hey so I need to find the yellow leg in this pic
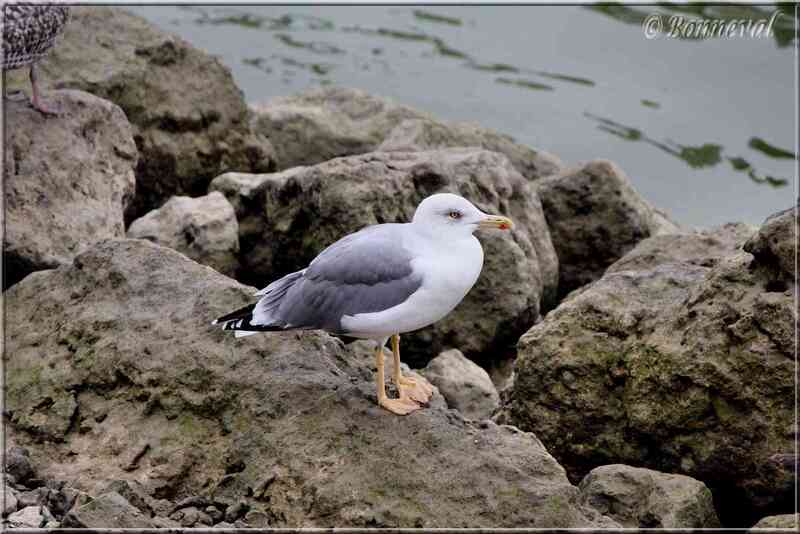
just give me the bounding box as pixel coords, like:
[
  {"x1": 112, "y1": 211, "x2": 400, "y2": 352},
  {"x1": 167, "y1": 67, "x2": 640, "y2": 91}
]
[
  {"x1": 376, "y1": 343, "x2": 421, "y2": 415},
  {"x1": 391, "y1": 334, "x2": 434, "y2": 404}
]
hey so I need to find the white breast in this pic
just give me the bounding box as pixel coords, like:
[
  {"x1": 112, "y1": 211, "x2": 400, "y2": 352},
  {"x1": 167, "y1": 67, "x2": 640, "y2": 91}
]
[{"x1": 340, "y1": 231, "x2": 484, "y2": 339}]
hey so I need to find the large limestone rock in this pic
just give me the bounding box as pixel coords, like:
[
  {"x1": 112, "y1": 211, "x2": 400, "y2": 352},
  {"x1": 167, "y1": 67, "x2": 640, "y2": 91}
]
[
  {"x1": 12, "y1": 7, "x2": 275, "y2": 222},
  {"x1": 743, "y1": 206, "x2": 796, "y2": 283},
  {"x1": 251, "y1": 87, "x2": 561, "y2": 180},
  {"x1": 536, "y1": 160, "x2": 680, "y2": 300},
  {"x1": 210, "y1": 148, "x2": 558, "y2": 366},
  {"x1": 378, "y1": 118, "x2": 562, "y2": 180},
  {"x1": 749, "y1": 514, "x2": 799, "y2": 529},
  {"x1": 64, "y1": 492, "x2": 159, "y2": 528},
  {"x1": 578, "y1": 464, "x2": 720, "y2": 528},
  {"x1": 421, "y1": 349, "x2": 500, "y2": 420},
  {"x1": 500, "y1": 215, "x2": 795, "y2": 526},
  {"x1": 251, "y1": 87, "x2": 426, "y2": 170},
  {"x1": 4, "y1": 239, "x2": 615, "y2": 528},
  {"x1": 3, "y1": 90, "x2": 137, "y2": 288},
  {"x1": 128, "y1": 192, "x2": 239, "y2": 276}
]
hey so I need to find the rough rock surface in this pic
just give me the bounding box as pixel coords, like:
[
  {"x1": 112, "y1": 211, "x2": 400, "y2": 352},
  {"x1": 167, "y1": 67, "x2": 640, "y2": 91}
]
[
  {"x1": 4, "y1": 238, "x2": 617, "y2": 528},
  {"x1": 210, "y1": 148, "x2": 558, "y2": 366},
  {"x1": 379, "y1": 118, "x2": 563, "y2": 181},
  {"x1": 6, "y1": 506, "x2": 46, "y2": 528},
  {"x1": 3, "y1": 90, "x2": 137, "y2": 289},
  {"x1": 64, "y1": 492, "x2": 159, "y2": 528},
  {"x1": 128, "y1": 192, "x2": 239, "y2": 276},
  {"x1": 251, "y1": 87, "x2": 561, "y2": 181},
  {"x1": 500, "y1": 216, "x2": 795, "y2": 526},
  {"x1": 743, "y1": 206, "x2": 796, "y2": 282},
  {"x1": 11, "y1": 6, "x2": 275, "y2": 222},
  {"x1": 251, "y1": 87, "x2": 425, "y2": 170},
  {"x1": 749, "y1": 514, "x2": 799, "y2": 529},
  {"x1": 536, "y1": 160, "x2": 680, "y2": 300},
  {"x1": 421, "y1": 349, "x2": 500, "y2": 420},
  {"x1": 578, "y1": 464, "x2": 720, "y2": 528}
]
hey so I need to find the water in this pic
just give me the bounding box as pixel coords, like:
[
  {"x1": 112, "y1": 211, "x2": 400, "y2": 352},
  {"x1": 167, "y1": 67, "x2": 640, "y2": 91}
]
[{"x1": 129, "y1": 4, "x2": 797, "y2": 227}]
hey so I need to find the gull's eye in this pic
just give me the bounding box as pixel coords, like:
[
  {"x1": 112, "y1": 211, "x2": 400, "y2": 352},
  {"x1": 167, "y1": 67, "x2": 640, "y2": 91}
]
[{"x1": 448, "y1": 210, "x2": 462, "y2": 220}]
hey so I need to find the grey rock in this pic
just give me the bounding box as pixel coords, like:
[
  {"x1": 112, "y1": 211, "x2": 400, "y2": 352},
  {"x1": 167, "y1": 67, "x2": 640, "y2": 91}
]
[
  {"x1": 379, "y1": 117, "x2": 563, "y2": 180},
  {"x1": 501, "y1": 214, "x2": 794, "y2": 524},
  {"x1": 211, "y1": 148, "x2": 558, "y2": 365},
  {"x1": 2, "y1": 483, "x2": 18, "y2": 517},
  {"x1": 14, "y1": 489, "x2": 46, "y2": 509},
  {"x1": 750, "y1": 514, "x2": 799, "y2": 529},
  {"x1": 244, "y1": 509, "x2": 271, "y2": 527},
  {"x1": 578, "y1": 464, "x2": 720, "y2": 528},
  {"x1": 17, "y1": 6, "x2": 275, "y2": 222},
  {"x1": 3, "y1": 89, "x2": 136, "y2": 289},
  {"x1": 224, "y1": 501, "x2": 248, "y2": 523},
  {"x1": 5, "y1": 238, "x2": 615, "y2": 527},
  {"x1": 128, "y1": 192, "x2": 239, "y2": 276},
  {"x1": 178, "y1": 506, "x2": 209, "y2": 527},
  {"x1": 252, "y1": 87, "x2": 561, "y2": 183},
  {"x1": 743, "y1": 206, "x2": 796, "y2": 282},
  {"x1": 64, "y1": 492, "x2": 157, "y2": 528},
  {"x1": 4, "y1": 448, "x2": 34, "y2": 486},
  {"x1": 100, "y1": 480, "x2": 153, "y2": 516},
  {"x1": 250, "y1": 87, "x2": 427, "y2": 170},
  {"x1": 421, "y1": 349, "x2": 500, "y2": 420},
  {"x1": 6, "y1": 506, "x2": 45, "y2": 528},
  {"x1": 606, "y1": 223, "x2": 756, "y2": 275},
  {"x1": 536, "y1": 160, "x2": 680, "y2": 300}
]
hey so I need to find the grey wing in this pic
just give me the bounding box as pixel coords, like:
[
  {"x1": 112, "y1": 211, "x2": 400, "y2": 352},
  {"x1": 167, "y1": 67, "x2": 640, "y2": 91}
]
[{"x1": 252, "y1": 224, "x2": 423, "y2": 333}]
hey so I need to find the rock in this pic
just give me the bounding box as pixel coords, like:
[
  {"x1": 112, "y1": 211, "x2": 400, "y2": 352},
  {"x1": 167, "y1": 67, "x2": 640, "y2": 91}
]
[
  {"x1": 750, "y1": 514, "x2": 799, "y2": 529},
  {"x1": 250, "y1": 87, "x2": 426, "y2": 170},
  {"x1": 211, "y1": 148, "x2": 558, "y2": 365},
  {"x1": 578, "y1": 464, "x2": 720, "y2": 528},
  {"x1": 421, "y1": 349, "x2": 500, "y2": 420},
  {"x1": 252, "y1": 87, "x2": 561, "y2": 182},
  {"x1": 14, "y1": 6, "x2": 274, "y2": 222},
  {"x1": 5, "y1": 239, "x2": 614, "y2": 527},
  {"x1": 2, "y1": 483, "x2": 18, "y2": 517},
  {"x1": 536, "y1": 160, "x2": 680, "y2": 300},
  {"x1": 64, "y1": 492, "x2": 157, "y2": 528},
  {"x1": 606, "y1": 223, "x2": 756, "y2": 275},
  {"x1": 178, "y1": 506, "x2": 212, "y2": 527},
  {"x1": 500, "y1": 215, "x2": 795, "y2": 526},
  {"x1": 743, "y1": 206, "x2": 796, "y2": 282},
  {"x1": 14, "y1": 489, "x2": 46, "y2": 510},
  {"x1": 3, "y1": 90, "x2": 137, "y2": 288},
  {"x1": 100, "y1": 480, "x2": 153, "y2": 516},
  {"x1": 6, "y1": 506, "x2": 46, "y2": 528},
  {"x1": 244, "y1": 509, "x2": 271, "y2": 527},
  {"x1": 128, "y1": 192, "x2": 239, "y2": 276},
  {"x1": 205, "y1": 505, "x2": 224, "y2": 523},
  {"x1": 4, "y1": 448, "x2": 35, "y2": 486},
  {"x1": 379, "y1": 118, "x2": 563, "y2": 180},
  {"x1": 224, "y1": 501, "x2": 248, "y2": 523}
]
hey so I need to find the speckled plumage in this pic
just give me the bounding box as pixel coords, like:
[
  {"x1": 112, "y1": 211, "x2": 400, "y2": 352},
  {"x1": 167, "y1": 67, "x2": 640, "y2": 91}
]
[{"x1": 1, "y1": 4, "x2": 70, "y2": 71}]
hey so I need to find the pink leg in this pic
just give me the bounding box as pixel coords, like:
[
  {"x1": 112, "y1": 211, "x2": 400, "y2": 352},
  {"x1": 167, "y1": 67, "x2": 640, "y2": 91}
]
[{"x1": 29, "y1": 64, "x2": 61, "y2": 116}]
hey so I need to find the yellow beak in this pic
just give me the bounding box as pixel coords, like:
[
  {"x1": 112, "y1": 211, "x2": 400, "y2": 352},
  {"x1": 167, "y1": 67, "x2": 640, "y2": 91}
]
[{"x1": 478, "y1": 214, "x2": 514, "y2": 230}]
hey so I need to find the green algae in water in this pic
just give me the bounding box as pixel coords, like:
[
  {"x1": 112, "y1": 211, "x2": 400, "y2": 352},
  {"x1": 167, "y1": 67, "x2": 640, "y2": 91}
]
[
  {"x1": 496, "y1": 77, "x2": 554, "y2": 92},
  {"x1": 413, "y1": 9, "x2": 463, "y2": 26}
]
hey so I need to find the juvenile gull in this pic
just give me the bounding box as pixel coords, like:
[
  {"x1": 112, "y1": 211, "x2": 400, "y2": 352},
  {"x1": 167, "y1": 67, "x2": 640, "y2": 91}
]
[
  {"x1": 214, "y1": 193, "x2": 513, "y2": 415},
  {"x1": 1, "y1": 5, "x2": 70, "y2": 114}
]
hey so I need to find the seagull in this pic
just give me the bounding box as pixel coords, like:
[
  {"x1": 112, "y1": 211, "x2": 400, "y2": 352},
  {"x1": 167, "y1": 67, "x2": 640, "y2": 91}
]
[
  {"x1": 213, "y1": 193, "x2": 513, "y2": 415},
  {"x1": 1, "y1": 5, "x2": 70, "y2": 115}
]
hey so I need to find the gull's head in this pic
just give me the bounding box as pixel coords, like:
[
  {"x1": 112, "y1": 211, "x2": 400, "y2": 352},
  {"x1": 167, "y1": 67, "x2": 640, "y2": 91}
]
[{"x1": 411, "y1": 193, "x2": 514, "y2": 237}]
